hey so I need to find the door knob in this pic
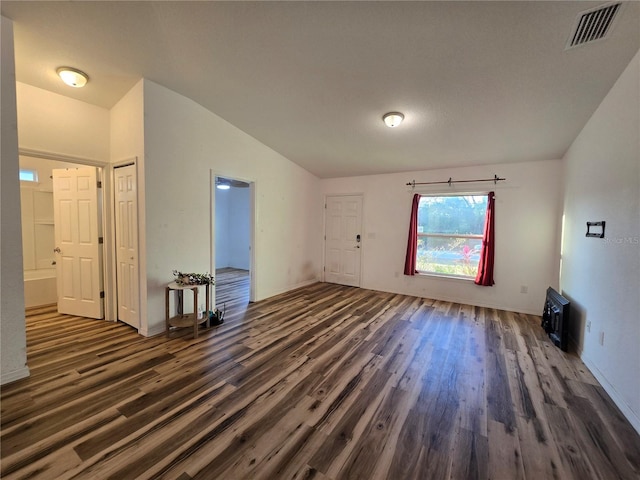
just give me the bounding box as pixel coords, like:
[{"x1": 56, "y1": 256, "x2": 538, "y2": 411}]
[{"x1": 53, "y1": 247, "x2": 61, "y2": 253}]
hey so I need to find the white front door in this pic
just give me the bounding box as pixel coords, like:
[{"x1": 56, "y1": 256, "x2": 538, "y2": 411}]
[
  {"x1": 324, "y1": 195, "x2": 362, "y2": 287},
  {"x1": 114, "y1": 164, "x2": 139, "y2": 328},
  {"x1": 52, "y1": 167, "x2": 104, "y2": 319}
]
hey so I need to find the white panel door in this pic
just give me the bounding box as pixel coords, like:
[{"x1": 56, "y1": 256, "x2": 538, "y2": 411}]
[
  {"x1": 53, "y1": 167, "x2": 103, "y2": 319},
  {"x1": 114, "y1": 164, "x2": 139, "y2": 328},
  {"x1": 324, "y1": 195, "x2": 362, "y2": 287}
]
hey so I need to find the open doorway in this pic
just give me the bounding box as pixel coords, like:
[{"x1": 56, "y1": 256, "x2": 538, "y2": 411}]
[
  {"x1": 214, "y1": 175, "x2": 254, "y2": 316},
  {"x1": 19, "y1": 154, "x2": 108, "y2": 318}
]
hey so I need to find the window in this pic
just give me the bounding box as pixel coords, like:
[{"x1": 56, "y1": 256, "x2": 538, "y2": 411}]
[
  {"x1": 415, "y1": 194, "x2": 488, "y2": 278},
  {"x1": 19, "y1": 169, "x2": 38, "y2": 182}
]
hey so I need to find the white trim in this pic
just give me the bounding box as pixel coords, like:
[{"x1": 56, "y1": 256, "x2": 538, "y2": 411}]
[
  {"x1": 19, "y1": 148, "x2": 107, "y2": 167},
  {"x1": 581, "y1": 355, "x2": 640, "y2": 435},
  {"x1": 260, "y1": 278, "x2": 320, "y2": 301},
  {"x1": 1, "y1": 366, "x2": 30, "y2": 385},
  {"x1": 17, "y1": 148, "x2": 116, "y2": 321},
  {"x1": 141, "y1": 323, "x2": 167, "y2": 338},
  {"x1": 358, "y1": 283, "x2": 542, "y2": 316}
]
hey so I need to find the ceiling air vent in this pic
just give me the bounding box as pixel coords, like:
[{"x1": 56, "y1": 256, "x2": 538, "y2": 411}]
[{"x1": 566, "y1": 2, "x2": 622, "y2": 50}]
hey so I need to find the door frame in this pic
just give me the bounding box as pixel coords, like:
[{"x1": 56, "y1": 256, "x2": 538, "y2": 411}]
[
  {"x1": 210, "y1": 170, "x2": 257, "y2": 307},
  {"x1": 19, "y1": 148, "x2": 117, "y2": 322},
  {"x1": 322, "y1": 193, "x2": 364, "y2": 286}
]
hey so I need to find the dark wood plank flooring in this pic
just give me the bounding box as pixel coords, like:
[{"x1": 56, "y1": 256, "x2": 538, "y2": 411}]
[{"x1": 2, "y1": 274, "x2": 639, "y2": 479}]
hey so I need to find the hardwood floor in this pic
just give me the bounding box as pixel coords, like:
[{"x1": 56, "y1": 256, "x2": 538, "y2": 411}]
[
  {"x1": 2, "y1": 278, "x2": 639, "y2": 479},
  {"x1": 215, "y1": 268, "x2": 250, "y2": 318}
]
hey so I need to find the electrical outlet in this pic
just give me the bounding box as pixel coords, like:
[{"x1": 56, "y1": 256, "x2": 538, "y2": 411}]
[
  {"x1": 586, "y1": 321, "x2": 591, "y2": 333},
  {"x1": 599, "y1": 331, "x2": 605, "y2": 346},
  {"x1": 520, "y1": 285, "x2": 528, "y2": 294}
]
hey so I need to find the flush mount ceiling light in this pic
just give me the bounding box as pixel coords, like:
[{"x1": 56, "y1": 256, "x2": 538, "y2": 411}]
[
  {"x1": 56, "y1": 67, "x2": 89, "y2": 88},
  {"x1": 216, "y1": 176, "x2": 250, "y2": 189},
  {"x1": 383, "y1": 112, "x2": 404, "y2": 128}
]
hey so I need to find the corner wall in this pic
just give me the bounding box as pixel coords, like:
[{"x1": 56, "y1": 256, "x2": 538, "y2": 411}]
[
  {"x1": 142, "y1": 80, "x2": 321, "y2": 335},
  {"x1": 110, "y1": 80, "x2": 146, "y2": 332},
  {"x1": 560, "y1": 50, "x2": 640, "y2": 432},
  {"x1": 320, "y1": 159, "x2": 563, "y2": 315},
  {"x1": 1, "y1": 16, "x2": 29, "y2": 385}
]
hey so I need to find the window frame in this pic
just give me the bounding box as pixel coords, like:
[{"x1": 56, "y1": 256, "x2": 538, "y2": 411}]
[
  {"x1": 19, "y1": 169, "x2": 39, "y2": 183},
  {"x1": 414, "y1": 192, "x2": 488, "y2": 280}
]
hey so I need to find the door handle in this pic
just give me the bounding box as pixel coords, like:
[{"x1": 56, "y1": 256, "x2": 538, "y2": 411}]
[{"x1": 53, "y1": 247, "x2": 61, "y2": 253}]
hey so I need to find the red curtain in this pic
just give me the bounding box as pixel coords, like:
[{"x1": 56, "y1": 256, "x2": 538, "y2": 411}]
[
  {"x1": 475, "y1": 192, "x2": 495, "y2": 286},
  {"x1": 404, "y1": 194, "x2": 421, "y2": 276}
]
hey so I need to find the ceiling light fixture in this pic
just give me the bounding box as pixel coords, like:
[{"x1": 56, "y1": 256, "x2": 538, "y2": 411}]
[
  {"x1": 216, "y1": 178, "x2": 231, "y2": 190},
  {"x1": 383, "y1": 112, "x2": 404, "y2": 128},
  {"x1": 56, "y1": 67, "x2": 89, "y2": 88}
]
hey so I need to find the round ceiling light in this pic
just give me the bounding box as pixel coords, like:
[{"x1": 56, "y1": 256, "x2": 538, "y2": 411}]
[
  {"x1": 56, "y1": 67, "x2": 89, "y2": 88},
  {"x1": 383, "y1": 112, "x2": 404, "y2": 128},
  {"x1": 216, "y1": 178, "x2": 231, "y2": 190}
]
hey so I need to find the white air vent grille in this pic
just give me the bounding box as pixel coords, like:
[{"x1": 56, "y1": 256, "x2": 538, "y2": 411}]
[{"x1": 566, "y1": 3, "x2": 621, "y2": 49}]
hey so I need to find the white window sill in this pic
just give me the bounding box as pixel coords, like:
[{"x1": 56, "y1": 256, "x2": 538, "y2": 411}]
[{"x1": 415, "y1": 272, "x2": 476, "y2": 282}]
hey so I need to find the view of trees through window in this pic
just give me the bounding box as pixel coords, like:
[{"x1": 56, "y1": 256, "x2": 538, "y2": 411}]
[{"x1": 416, "y1": 195, "x2": 487, "y2": 277}]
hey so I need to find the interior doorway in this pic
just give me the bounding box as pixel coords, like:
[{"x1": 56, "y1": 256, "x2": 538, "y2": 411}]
[
  {"x1": 213, "y1": 175, "x2": 255, "y2": 315},
  {"x1": 19, "y1": 153, "x2": 110, "y2": 318},
  {"x1": 19, "y1": 149, "x2": 128, "y2": 321}
]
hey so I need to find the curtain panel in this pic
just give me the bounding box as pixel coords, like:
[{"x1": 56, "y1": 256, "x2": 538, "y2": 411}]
[
  {"x1": 403, "y1": 194, "x2": 421, "y2": 276},
  {"x1": 474, "y1": 191, "x2": 495, "y2": 286}
]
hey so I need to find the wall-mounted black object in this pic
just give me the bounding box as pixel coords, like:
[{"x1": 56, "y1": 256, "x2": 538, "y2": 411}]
[
  {"x1": 586, "y1": 221, "x2": 606, "y2": 238},
  {"x1": 542, "y1": 287, "x2": 570, "y2": 352}
]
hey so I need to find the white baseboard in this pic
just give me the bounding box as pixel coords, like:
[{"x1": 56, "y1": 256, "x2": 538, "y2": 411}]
[
  {"x1": 581, "y1": 355, "x2": 640, "y2": 436},
  {"x1": 258, "y1": 278, "x2": 320, "y2": 302},
  {"x1": 140, "y1": 323, "x2": 167, "y2": 338},
  {"x1": 365, "y1": 284, "x2": 542, "y2": 316},
  {"x1": 1, "y1": 366, "x2": 30, "y2": 386}
]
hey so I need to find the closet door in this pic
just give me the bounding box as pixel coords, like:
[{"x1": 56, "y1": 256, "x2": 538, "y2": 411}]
[{"x1": 114, "y1": 164, "x2": 139, "y2": 329}]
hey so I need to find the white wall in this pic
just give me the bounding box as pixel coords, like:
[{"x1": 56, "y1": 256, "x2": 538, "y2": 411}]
[
  {"x1": 215, "y1": 187, "x2": 231, "y2": 267},
  {"x1": 16, "y1": 82, "x2": 110, "y2": 161},
  {"x1": 561, "y1": 50, "x2": 640, "y2": 433},
  {"x1": 110, "y1": 80, "x2": 146, "y2": 332},
  {"x1": 1, "y1": 16, "x2": 29, "y2": 385},
  {"x1": 321, "y1": 159, "x2": 563, "y2": 314},
  {"x1": 215, "y1": 185, "x2": 250, "y2": 270},
  {"x1": 110, "y1": 80, "x2": 144, "y2": 163},
  {"x1": 142, "y1": 79, "x2": 321, "y2": 335},
  {"x1": 227, "y1": 187, "x2": 251, "y2": 270}
]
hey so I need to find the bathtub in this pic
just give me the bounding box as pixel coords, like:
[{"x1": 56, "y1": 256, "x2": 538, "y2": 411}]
[{"x1": 23, "y1": 268, "x2": 57, "y2": 307}]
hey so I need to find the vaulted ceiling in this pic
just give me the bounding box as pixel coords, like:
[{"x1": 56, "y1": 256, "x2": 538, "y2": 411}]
[{"x1": 2, "y1": 1, "x2": 639, "y2": 178}]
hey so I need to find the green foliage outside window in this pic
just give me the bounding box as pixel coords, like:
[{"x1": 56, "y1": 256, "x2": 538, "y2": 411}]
[{"x1": 416, "y1": 195, "x2": 487, "y2": 277}]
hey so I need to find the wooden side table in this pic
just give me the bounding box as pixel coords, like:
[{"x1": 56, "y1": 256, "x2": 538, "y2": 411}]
[{"x1": 165, "y1": 281, "x2": 210, "y2": 338}]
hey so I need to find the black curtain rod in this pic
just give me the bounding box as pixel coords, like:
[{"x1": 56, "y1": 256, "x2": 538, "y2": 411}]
[{"x1": 406, "y1": 174, "x2": 506, "y2": 188}]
